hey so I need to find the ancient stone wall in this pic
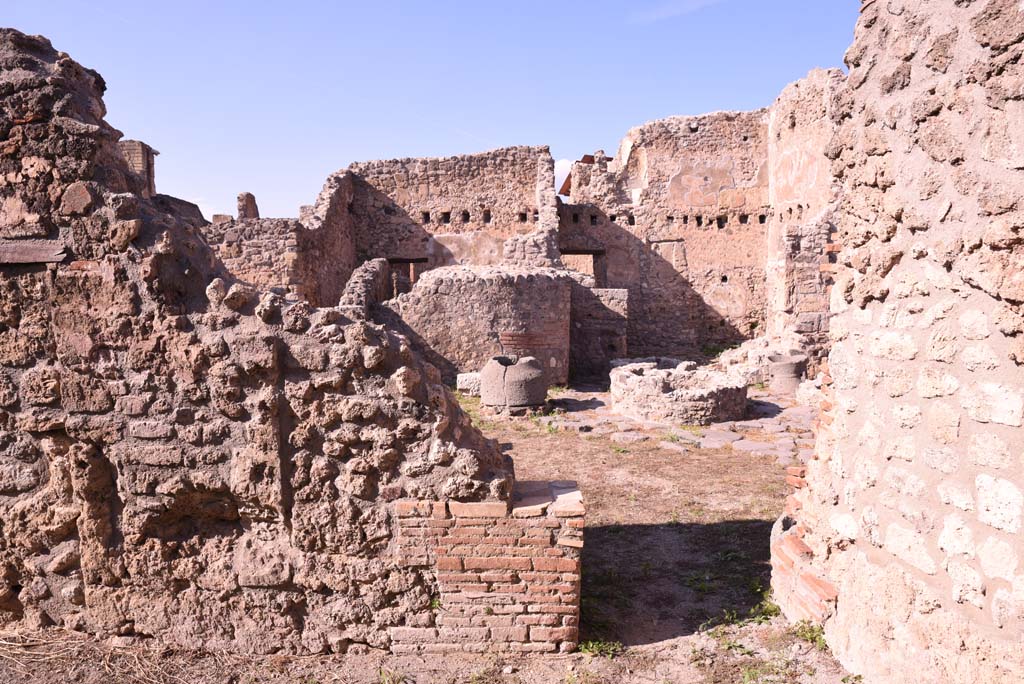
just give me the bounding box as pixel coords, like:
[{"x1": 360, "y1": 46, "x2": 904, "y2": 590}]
[
  {"x1": 0, "y1": 29, "x2": 543, "y2": 656},
  {"x1": 204, "y1": 184, "x2": 358, "y2": 308},
  {"x1": 766, "y1": 69, "x2": 844, "y2": 370},
  {"x1": 202, "y1": 216, "x2": 301, "y2": 294},
  {"x1": 116, "y1": 140, "x2": 157, "y2": 198},
  {"x1": 772, "y1": 2, "x2": 1024, "y2": 682},
  {"x1": 338, "y1": 258, "x2": 393, "y2": 320},
  {"x1": 561, "y1": 111, "x2": 771, "y2": 358},
  {"x1": 568, "y1": 284, "x2": 629, "y2": 380},
  {"x1": 384, "y1": 267, "x2": 572, "y2": 385},
  {"x1": 330, "y1": 147, "x2": 555, "y2": 269}
]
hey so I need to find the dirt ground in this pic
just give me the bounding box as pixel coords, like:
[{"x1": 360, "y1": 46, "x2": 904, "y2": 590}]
[{"x1": 0, "y1": 388, "x2": 852, "y2": 684}]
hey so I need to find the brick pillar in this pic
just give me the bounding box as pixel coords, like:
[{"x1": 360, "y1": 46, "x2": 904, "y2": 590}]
[{"x1": 391, "y1": 480, "x2": 584, "y2": 654}]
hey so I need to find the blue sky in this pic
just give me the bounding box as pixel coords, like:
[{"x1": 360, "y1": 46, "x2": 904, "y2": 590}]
[{"x1": 8, "y1": 1, "x2": 859, "y2": 219}]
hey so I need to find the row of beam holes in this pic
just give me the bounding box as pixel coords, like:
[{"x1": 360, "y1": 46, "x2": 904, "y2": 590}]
[
  {"x1": 420, "y1": 209, "x2": 540, "y2": 224},
  {"x1": 421, "y1": 210, "x2": 495, "y2": 224},
  {"x1": 570, "y1": 213, "x2": 634, "y2": 226},
  {"x1": 570, "y1": 213, "x2": 769, "y2": 227}
]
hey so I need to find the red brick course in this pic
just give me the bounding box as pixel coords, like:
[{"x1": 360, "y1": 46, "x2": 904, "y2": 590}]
[{"x1": 390, "y1": 481, "x2": 584, "y2": 653}]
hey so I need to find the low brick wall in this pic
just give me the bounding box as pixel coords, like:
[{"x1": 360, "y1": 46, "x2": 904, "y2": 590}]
[{"x1": 391, "y1": 481, "x2": 584, "y2": 653}]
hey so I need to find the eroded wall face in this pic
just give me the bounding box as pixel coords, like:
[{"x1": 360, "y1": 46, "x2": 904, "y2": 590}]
[
  {"x1": 562, "y1": 111, "x2": 770, "y2": 357},
  {"x1": 345, "y1": 147, "x2": 554, "y2": 268},
  {"x1": 0, "y1": 29, "x2": 519, "y2": 655},
  {"x1": 773, "y1": 1, "x2": 1024, "y2": 681},
  {"x1": 203, "y1": 217, "x2": 302, "y2": 294},
  {"x1": 384, "y1": 268, "x2": 572, "y2": 385},
  {"x1": 203, "y1": 176, "x2": 358, "y2": 308},
  {"x1": 766, "y1": 69, "x2": 844, "y2": 368}
]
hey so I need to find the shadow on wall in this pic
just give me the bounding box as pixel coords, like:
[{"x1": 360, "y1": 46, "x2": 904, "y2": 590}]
[
  {"x1": 349, "y1": 176, "x2": 473, "y2": 272},
  {"x1": 581, "y1": 520, "x2": 774, "y2": 646},
  {"x1": 559, "y1": 203, "x2": 749, "y2": 362},
  {"x1": 377, "y1": 306, "x2": 462, "y2": 382}
]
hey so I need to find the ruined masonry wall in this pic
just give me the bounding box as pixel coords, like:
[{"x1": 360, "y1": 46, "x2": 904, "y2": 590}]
[
  {"x1": 0, "y1": 29, "x2": 517, "y2": 656},
  {"x1": 772, "y1": 1, "x2": 1024, "y2": 682},
  {"x1": 766, "y1": 69, "x2": 843, "y2": 370},
  {"x1": 343, "y1": 147, "x2": 554, "y2": 268},
  {"x1": 568, "y1": 284, "x2": 629, "y2": 380},
  {"x1": 204, "y1": 185, "x2": 358, "y2": 308},
  {"x1": 562, "y1": 111, "x2": 770, "y2": 357},
  {"x1": 390, "y1": 481, "x2": 584, "y2": 654},
  {"x1": 202, "y1": 218, "x2": 300, "y2": 295},
  {"x1": 385, "y1": 267, "x2": 572, "y2": 385}
]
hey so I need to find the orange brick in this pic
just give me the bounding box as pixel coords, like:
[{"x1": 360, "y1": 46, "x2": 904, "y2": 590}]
[
  {"x1": 784, "y1": 533, "x2": 813, "y2": 556},
  {"x1": 491, "y1": 626, "x2": 529, "y2": 642},
  {"x1": 464, "y1": 557, "x2": 532, "y2": 571},
  {"x1": 799, "y1": 571, "x2": 838, "y2": 602},
  {"x1": 436, "y1": 557, "x2": 463, "y2": 571},
  {"x1": 518, "y1": 536, "x2": 552, "y2": 547},
  {"x1": 515, "y1": 614, "x2": 559, "y2": 626},
  {"x1": 530, "y1": 626, "x2": 576, "y2": 641},
  {"x1": 532, "y1": 558, "x2": 577, "y2": 572},
  {"x1": 449, "y1": 501, "x2": 509, "y2": 518}
]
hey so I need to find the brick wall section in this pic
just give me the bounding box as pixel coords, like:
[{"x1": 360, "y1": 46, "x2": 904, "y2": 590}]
[
  {"x1": 390, "y1": 481, "x2": 584, "y2": 653},
  {"x1": 117, "y1": 139, "x2": 157, "y2": 197}
]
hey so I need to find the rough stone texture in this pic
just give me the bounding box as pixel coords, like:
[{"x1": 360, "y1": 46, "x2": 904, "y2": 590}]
[
  {"x1": 383, "y1": 267, "x2": 572, "y2": 385},
  {"x1": 0, "y1": 29, "x2": 517, "y2": 655},
  {"x1": 328, "y1": 147, "x2": 558, "y2": 270},
  {"x1": 568, "y1": 283, "x2": 629, "y2": 380},
  {"x1": 116, "y1": 140, "x2": 157, "y2": 199},
  {"x1": 609, "y1": 358, "x2": 747, "y2": 425},
  {"x1": 772, "y1": 1, "x2": 1024, "y2": 682},
  {"x1": 766, "y1": 69, "x2": 844, "y2": 371},
  {"x1": 236, "y1": 191, "x2": 259, "y2": 220},
  {"x1": 337, "y1": 258, "x2": 393, "y2": 320},
  {"x1": 456, "y1": 372, "x2": 481, "y2": 397},
  {"x1": 561, "y1": 111, "x2": 771, "y2": 357},
  {"x1": 203, "y1": 198, "x2": 358, "y2": 308}
]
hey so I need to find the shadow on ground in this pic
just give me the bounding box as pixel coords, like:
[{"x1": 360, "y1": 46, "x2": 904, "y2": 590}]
[{"x1": 580, "y1": 519, "x2": 774, "y2": 647}]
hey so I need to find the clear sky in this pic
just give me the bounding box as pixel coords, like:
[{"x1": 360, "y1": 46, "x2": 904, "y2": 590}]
[{"x1": 7, "y1": 1, "x2": 860, "y2": 219}]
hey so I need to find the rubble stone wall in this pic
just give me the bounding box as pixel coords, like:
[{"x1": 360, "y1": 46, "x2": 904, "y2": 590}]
[
  {"x1": 772, "y1": 1, "x2": 1024, "y2": 682},
  {"x1": 204, "y1": 179, "x2": 358, "y2": 308},
  {"x1": 202, "y1": 217, "x2": 301, "y2": 294},
  {"x1": 0, "y1": 29, "x2": 521, "y2": 656},
  {"x1": 384, "y1": 267, "x2": 572, "y2": 385},
  {"x1": 561, "y1": 111, "x2": 771, "y2": 357},
  {"x1": 766, "y1": 69, "x2": 844, "y2": 370},
  {"x1": 335, "y1": 147, "x2": 555, "y2": 269},
  {"x1": 568, "y1": 284, "x2": 629, "y2": 380}
]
